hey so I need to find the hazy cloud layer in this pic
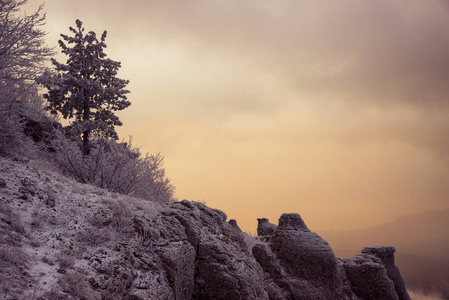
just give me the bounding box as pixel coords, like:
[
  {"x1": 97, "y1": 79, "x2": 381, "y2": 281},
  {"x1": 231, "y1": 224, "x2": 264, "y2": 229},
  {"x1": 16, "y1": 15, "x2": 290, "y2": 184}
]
[{"x1": 36, "y1": 0, "x2": 449, "y2": 231}]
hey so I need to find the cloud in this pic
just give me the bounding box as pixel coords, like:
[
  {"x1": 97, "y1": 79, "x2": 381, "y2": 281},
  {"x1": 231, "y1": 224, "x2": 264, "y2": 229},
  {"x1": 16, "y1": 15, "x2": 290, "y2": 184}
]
[
  {"x1": 42, "y1": 0, "x2": 449, "y2": 109},
  {"x1": 38, "y1": 0, "x2": 449, "y2": 230}
]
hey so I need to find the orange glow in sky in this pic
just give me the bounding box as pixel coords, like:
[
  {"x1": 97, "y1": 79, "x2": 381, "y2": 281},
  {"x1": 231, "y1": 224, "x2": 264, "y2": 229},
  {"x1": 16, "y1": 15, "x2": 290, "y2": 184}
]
[{"x1": 28, "y1": 0, "x2": 449, "y2": 232}]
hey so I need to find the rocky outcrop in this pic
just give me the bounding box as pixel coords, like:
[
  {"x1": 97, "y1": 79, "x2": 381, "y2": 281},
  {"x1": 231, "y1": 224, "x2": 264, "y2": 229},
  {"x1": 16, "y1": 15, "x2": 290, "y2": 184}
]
[
  {"x1": 257, "y1": 217, "x2": 277, "y2": 237},
  {"x1": 228, "y1": 218, "x2": 242, "y2": 231},
  {"x1": 253, "y1": 213, "x2": 411, "y2": 300},
  {"x1": 0, "y1": 157, "x2": 411, "y2": 299},
  {"x1": 361, "y1": 246, "x2": 411, "y2": 300},
  {"x1": 161, "y1": 201, "x2": 267, "y2": 300}
]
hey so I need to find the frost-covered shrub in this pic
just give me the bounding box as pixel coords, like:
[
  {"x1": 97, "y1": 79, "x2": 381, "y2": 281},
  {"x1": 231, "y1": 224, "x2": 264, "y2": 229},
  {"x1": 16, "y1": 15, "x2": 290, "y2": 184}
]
[
  {"x1": 0, "y1": 86, "x2": 31, "y2": 157},
  {"x1": 51, "y1": 130, "x2": 175, "y2": 203},
  {"x1": 0, "y1": 81, "x2": 54, "y2": 157},
  {"x1": 0, "y1": 106, "x2": 23, "y2": 157},
  {"x1": 56, "y1": 252, "x2": 75, "y2": 270},
  {"x1": 0, "y1": 0, "x2": 53, "y2": 157},
  {"x1": 43, "y1": 271, "x2": 90, "y2": 299}
]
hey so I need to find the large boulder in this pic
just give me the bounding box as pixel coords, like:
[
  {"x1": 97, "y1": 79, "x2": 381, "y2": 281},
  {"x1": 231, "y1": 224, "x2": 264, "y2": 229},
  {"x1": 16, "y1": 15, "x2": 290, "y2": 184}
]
[
  {"x1": 271, "y1": 214, "x2": 340, "y2": 285},
  {"x1": 342, "y1": 253, "x2": 399, "y2": 300},
  {"x1": 361, "y1": 246, "x2": 411, "y2": 300},
  {"x1": 255, "y1": 213, "x2": 351, "y2": 299}
]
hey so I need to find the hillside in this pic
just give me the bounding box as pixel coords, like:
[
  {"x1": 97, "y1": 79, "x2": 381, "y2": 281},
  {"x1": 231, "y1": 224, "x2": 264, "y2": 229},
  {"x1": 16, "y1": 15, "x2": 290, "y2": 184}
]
[{"x1": 0, "y1": 156, "x2": 412, "y2": 299}]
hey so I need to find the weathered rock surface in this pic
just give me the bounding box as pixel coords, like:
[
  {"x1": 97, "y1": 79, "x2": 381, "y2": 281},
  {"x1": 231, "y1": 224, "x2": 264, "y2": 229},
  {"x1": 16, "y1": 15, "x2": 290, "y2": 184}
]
[
  {"x1": 254, "y1": 213, "x2": 411, "y2": 300},
  {"x1": 257, "y1": 217, "x2": 277, "y2": 237},
  {"x1": 0, "y1": 157, "x2": 411, "y2": 299},
  {"x1": 228, "y1": 218, "x2": 242, "y2": 231},
  {"x1": 361, "y1": 246, "x2": 411, "y2": 300}
]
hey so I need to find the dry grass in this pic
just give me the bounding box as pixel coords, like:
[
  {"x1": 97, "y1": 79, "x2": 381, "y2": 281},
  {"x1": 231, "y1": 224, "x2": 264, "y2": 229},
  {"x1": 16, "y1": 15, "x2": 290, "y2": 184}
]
[
  {"x1": 0, "y1": 202, "x2": 26, "y2": 236},
  {"x1": 42, "y1": 270, "x2": 91, "y2": 300},
  {"x1": 0, "y1": 245, "x2": 32, "y2": 298},
  {"x1": 109, "y1": 201, "x2": 134, "y2": 235},
  {"x1": 42, "y1": 256, "x2": 55, "y2": 266},
  {"x1": 77, "y1": 226, "x2": 114, "y2": 248},
  {"x1": 30, "y1": 209, "x2": 48, "y2": 228},
  {"x1": 0, "y1": 245, "x2": 29, "y2": 268},
  {"x1": 56, "y1": 252, "x2": 75, "y2": 270},
  {"x1": 243, "y1": 232, "x2": 261, "y2": 255},
  {"x1": 0, "y1": 156, "x2": 168, "y2": 299}
]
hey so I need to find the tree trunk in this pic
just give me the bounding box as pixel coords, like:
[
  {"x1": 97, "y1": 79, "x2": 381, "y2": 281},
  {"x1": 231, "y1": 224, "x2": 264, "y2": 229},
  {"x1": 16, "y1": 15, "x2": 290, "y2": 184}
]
[
  {"x1": 82, "y1": 128, "x2": 90, "y2": 156},
  {"x1": 82, "y1": 89, "x2": 90, "y2": 156}
]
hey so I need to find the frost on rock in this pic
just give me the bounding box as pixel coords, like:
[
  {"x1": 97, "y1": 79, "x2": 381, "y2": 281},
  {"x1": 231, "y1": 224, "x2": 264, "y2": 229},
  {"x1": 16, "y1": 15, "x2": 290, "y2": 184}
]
[
  {"x1": 253, "y1": 213, "x2": 412, "y2": 300},
  {"x1": 0, "y1": 157, "x2": 411, "y2": 300}
]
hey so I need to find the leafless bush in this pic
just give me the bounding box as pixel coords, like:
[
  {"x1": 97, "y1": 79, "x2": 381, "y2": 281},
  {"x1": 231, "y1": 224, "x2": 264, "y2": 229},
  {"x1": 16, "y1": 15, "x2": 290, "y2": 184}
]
[
  {"x1": 0, "y1": 245, "x2": 29, "y2": 269},
  {"x1": 43, "y1": 271, "x2": 91, "y2": 300},
  {"x1": 0, "y1": 0, "x2": 52, "y2": 156},
  {"x1": 0, "y1": 81, "x2": 54, "y2": 158},
  {"x1": 11, "y1": 216, "x2": 26, "y2": 236},
  {"x1": 0, "y1": 202, "x2": 26, "y2": 236},
  {"x1": 243, "y1": 232, "x2": 259, "y2": 254},
  {"x1": 0, "y1": 246, "x2": 31, "y2": 299},
  {"x1": 30, "y1": 209, "x2": 48, "y2": 228},
  {"x1": 88, "y1": 208, "x2": 113, "y2": 229},
  {"x1": 101, "y1": 266, "x2": 134, "y2": 300},
  {"x1": 56, "y1": 252, "x2": 75, "y2": 270},
  {"x1": 0, "y1": 89, "x2": 33, "y2": 157},
  {"x1": 77, "y1": 227, "x2": 113, "y2": 248},
  {"x1": 51, "y1": 131, "x2": 175, "y2": 203},
  {"x1": 108, "y1": 201, "x2": 134, "y2": 235},
  {"x1": 0, "y1": 104, "x2": 24, "y2": 156}
]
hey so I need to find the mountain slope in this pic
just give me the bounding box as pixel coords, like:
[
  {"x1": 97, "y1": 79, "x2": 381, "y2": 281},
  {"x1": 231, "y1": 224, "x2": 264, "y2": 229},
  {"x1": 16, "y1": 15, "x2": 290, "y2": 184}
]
[{"x1": 0, "y1": 156, "x2": 411, "y2": 299}]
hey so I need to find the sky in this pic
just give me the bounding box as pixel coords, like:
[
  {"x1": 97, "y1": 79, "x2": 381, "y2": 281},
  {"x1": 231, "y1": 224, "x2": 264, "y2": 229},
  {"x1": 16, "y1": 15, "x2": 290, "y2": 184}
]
[{"x1": 26, "y1": 0, "x2": 449, "y2": 232}]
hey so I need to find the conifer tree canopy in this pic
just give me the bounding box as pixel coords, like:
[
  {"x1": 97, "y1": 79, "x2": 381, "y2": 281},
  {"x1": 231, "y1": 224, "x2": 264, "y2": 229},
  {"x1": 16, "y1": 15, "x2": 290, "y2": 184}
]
[{"x1": 40, "y1": 19, "x2": 130, "y2": 155}]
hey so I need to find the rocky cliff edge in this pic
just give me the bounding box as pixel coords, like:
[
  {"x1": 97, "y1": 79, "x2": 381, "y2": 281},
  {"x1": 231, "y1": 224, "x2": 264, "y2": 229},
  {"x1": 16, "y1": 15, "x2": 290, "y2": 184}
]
[{"x1": 0, "y1": 157, "x2": 410, "y2": 299}]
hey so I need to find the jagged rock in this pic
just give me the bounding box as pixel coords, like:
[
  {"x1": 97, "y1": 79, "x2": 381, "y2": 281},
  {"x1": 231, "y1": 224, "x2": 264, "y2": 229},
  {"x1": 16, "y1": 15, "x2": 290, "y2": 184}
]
[
  {"x1": 194, "y1": 234, "x2": 268, "y2": 300},
  {"x1": 156, "y1": 242, "x2": 196, "y2": 300},
  {"x1": 0, "y1": 157, "x2": 412, "y2": 300},
  {"x1": 271, "y1": 214, "x2": 338, "y2": 282},
  {"x1": 257, "y1": 218, "x2": 277, "y2": 236},
  {"x1": 253, "y1": 243, "x2": 286, "y2": 280},
  {"x1": 252, "y1": 243, "x2": 290, "y2": 300},
  {"x1": 342, "y1": 254, "x2": 399, "y2": 300},
  {"x1": 253, "y1": 213, "x2": 408, "y2": 300},
  {"x1": 228, "y1": 219, "x2": 242, "y2": 231},
  {"x1": 270, "y1": 213, "x2": 347, "y2": 299},
  {"x1": 136, "y1": 200, "x2": 267, "y2": 300},
  {"x1": 277, "y1": 213, "x2": 310, "y2": 231},
  {"x1": 362, "y1": 246, "x2": 411, "y2": 300}
]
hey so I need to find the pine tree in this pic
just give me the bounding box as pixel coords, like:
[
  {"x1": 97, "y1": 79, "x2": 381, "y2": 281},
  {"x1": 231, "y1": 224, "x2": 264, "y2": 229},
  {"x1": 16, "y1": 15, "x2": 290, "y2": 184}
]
[{"x1": 40, "y1": 19, "x2": 130, "y2": 155}]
